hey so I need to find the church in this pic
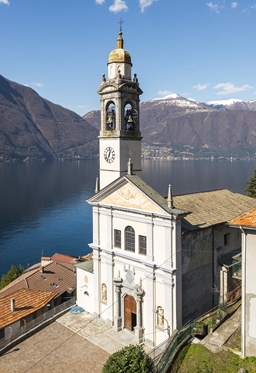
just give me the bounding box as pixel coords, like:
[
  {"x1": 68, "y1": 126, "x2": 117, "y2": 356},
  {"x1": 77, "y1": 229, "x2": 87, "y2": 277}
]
[{"x1": 76, "y1": 29, "x2": 256, "y2": 347}]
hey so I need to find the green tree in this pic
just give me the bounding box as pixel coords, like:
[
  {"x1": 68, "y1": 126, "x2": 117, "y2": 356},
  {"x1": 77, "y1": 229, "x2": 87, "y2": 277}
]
[
  {"x1": 102, "y1": 344, "x2": 156, "y2": 373},
  {"x1": 0, "y1": 264, "x2": 24, "y2": 290},
  {"x1": 245, "y1": 170, "x2": 256, "y2": 198}
]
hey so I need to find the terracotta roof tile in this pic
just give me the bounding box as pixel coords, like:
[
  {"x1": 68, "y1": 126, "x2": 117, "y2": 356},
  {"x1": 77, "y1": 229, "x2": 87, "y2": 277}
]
[
  {"x1": 51, "y1": 253, "x2": 78, "y2": 263},
  {"x1": 228, "y1": 208, "x2": 256, "y2": 227},
  {"x1": 0, "y1": 262, "x2": 76, "y2": 299},
  {"x1": 0, "y1": 288, "x2": 56, "y2": 329},
  {"x1": 25, "y1": 262, "x2": 76, "y2": 297}
]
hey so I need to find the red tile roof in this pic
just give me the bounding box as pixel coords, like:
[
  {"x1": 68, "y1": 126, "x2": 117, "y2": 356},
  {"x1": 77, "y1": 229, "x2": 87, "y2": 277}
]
[
  {"x1": 0, "y1": 288, "x2": 56, "y2": 329},
  {"x1": 228, "y1": 208, "x2": 256, "y2": 228},
  {"x1": 0, "y1": 262, "x2": 76, "y2": 298}
]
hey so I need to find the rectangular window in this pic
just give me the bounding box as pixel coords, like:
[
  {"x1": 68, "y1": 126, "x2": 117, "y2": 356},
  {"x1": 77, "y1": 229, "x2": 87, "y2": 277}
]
[
  {"x1": 114, "y1": 229, "x2": 121, "y2": 248},
  {"x1": 139, "y1": 235, "x2": 147, "y2": 255}
]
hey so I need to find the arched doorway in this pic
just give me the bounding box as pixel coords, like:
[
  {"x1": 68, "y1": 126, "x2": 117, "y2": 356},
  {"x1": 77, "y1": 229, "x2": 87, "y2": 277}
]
[{"x1": 124, "y1": 295, "x2": 136, "y2": 331}]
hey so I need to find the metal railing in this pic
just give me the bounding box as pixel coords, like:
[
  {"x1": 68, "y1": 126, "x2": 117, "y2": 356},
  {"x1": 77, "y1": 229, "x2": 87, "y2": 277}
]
[
  {"x1": 155, "y1": 321, "x2": 194, "y2": 373},
  {"x1": 148, "y1": 338, "x2": 169, "y2": 363},
  {"x1": 0, "y1": 297, "x2": 75, "y2": 350}
]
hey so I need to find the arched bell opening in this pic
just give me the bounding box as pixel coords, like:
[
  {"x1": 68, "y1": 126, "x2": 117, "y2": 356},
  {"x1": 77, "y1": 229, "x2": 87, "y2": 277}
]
[
  {"x1": 124, "y1": 102, "x2": 135, "y2": 132},
  {"x1": 106, "y1": 102, "x2": 116, "y2": 130}
]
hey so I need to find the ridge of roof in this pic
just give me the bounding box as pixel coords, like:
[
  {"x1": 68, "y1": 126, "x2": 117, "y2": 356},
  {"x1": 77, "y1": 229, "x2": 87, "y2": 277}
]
[{"x1": 88, "y1": 173, "x2": 189, "y2": 217}]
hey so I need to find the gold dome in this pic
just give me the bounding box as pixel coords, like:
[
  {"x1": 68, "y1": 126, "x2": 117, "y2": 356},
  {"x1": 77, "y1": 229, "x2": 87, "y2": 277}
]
[{"x1": 108, "y1": 31, "x2": 132, "y2": 65}]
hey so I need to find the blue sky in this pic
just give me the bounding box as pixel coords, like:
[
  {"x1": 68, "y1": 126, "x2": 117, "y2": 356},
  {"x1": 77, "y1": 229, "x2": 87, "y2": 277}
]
[{"x1": 1, "y1": 0, "x2": 256, "y2": 116}]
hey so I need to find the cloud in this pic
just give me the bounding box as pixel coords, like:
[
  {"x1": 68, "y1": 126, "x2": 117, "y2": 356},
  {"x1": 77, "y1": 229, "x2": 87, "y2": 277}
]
[
  {"x1": 206, "y1": 2, "x2": 221, "y2": 13},
  {"x1": 213, "y1": 82, "x2": 253, "y2": 95},
  {"x1": 76, "y1": 105, "x2": 88, "y2": 109},
  {"x1": 231, "y1": 2, "x2": 239, "y2": 9},
  {"x1": 158, "y1": 90, "x2": 173, "y2": 97},
  {"x1": 32, "y1": 82, "x2": 44, "y2": 87},
  {"x1": 251, "y1": 4, "x2": 256, "y2": 9},
  {"x1": 193, "y1": 84, "x2": 209, "y2": 91},
  {"x1": 109, "y1": 0, "x2": 128, "y2": 13},
  {"x1": 139, "y1": 0, "x2": 158, "y2": 13},
  {"x1": 0, "y1": 0, "x2": 10, "y2": 4},
  {"x1": 95, "y1": 0, "x2": 105, "y2": 4}
]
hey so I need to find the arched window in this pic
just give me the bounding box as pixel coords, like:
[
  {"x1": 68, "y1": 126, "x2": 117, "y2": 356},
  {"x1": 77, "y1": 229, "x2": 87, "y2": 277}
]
[{"x1": 125, "y1": 226, "x2": 135, "y2": 252}]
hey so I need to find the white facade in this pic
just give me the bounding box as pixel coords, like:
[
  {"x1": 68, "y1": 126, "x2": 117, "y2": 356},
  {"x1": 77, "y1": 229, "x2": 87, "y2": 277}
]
[{"x1": 86, "y1": 176, "x2": 187, "y2": 346}]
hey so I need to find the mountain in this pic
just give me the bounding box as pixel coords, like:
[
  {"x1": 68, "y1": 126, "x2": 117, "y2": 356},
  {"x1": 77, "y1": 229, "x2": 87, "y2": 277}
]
[
  {"x1": 1, "y1": 73, "x2": 256, "y2": 161},
  {"x1": 84, "y1": 94, "x2": 256, "y2": 159},
  {"x1": 0, "y1": 75, "x2": 98, "y2": 161}
]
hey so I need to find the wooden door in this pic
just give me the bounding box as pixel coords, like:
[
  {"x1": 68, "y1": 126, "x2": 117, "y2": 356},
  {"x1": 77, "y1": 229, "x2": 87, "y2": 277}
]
[{"x1": 124, "y1": 295, "x2": 136, "y2": 331}]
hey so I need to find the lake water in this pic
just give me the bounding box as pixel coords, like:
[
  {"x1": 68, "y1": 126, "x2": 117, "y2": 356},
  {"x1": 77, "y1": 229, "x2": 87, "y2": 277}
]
[{"x1": 0, "y1": 159, "x2": 255, "y2": 276}]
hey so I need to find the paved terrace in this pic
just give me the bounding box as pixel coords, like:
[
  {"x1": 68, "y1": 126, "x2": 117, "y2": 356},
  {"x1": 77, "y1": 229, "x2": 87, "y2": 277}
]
[{"x1": 0, "y1": 311, "x2": 151, "y2": 373}]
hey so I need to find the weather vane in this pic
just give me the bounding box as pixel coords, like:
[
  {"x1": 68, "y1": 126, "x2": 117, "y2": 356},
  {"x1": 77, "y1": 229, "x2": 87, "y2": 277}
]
[{"x1": 118, "y1": 17, "x2": 124, "y2": 32}]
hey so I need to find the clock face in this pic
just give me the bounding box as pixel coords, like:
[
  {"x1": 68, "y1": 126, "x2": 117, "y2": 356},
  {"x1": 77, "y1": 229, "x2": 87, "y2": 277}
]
[{"x1": 104, "y1": 147, "x2": 115, "y2": 163}]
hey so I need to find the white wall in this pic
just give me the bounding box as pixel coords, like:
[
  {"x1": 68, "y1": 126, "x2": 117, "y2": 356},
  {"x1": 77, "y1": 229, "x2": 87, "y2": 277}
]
[
  {"x1": 76, "y1": 267, "x2": 94, "y2": 315},
  {"x1": 242, "y1": 229, "x2": 256, "y2": 357}
]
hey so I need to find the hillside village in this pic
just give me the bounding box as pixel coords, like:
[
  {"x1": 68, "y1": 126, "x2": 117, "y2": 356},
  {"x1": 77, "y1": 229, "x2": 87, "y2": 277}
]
[{"x1": 1, "y1": 30, "x2": 256, "y2": 373}]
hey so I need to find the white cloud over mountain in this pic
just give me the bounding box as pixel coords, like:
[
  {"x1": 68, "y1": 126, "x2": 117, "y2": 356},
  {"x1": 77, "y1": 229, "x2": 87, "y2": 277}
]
[
  {"x1": 193, "y1": 84, "x2": 209, "y2": 91},
  {"x1": 213, "y1": 82, "x2": 253, "y2": 95},
  {"x1": 32, "y1": 82, "x2": 44, "y2": 88},
  {"x1": 158, "y1": 90, "x2": 173, "y2": 97}
]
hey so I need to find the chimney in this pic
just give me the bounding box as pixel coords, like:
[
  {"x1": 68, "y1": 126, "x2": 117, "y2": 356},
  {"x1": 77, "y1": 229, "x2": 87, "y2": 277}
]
[
  {"x1": 95, "y1": 177, "x2": 99, "y2": 193},
  {"x1": 11, "y1": 298, "x2": 15, "y2": 312},
  {"x1": 41, "y1": 257, "x2": 52, "y2": 267},
  {"x1": 40, "y1": 265, "x2": 44, "y2": 273},
  {"x1": 127, "y1": 158, "x2": 133, "y2": 175},
  {"x1": 167, "y1": 184, "x2": 175, "y2": 209}
]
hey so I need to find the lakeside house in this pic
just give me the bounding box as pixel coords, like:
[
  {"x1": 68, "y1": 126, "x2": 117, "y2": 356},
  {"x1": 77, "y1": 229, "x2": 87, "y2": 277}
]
[{"x1": 0, "y1": 253, "x2": 90, "y2": 344}]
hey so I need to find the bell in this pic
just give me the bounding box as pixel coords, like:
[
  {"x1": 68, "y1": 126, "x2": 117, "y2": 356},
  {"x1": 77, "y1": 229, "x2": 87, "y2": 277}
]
[
  {"x1": 127, "y1": 114, "x2": 134, "y2": 124},
  {"x1": 107, "y1": 112, "x2": 113, "y2": 124},
  {"x1": 107, "y1": 110, "x2": 115, "y2": 129}
]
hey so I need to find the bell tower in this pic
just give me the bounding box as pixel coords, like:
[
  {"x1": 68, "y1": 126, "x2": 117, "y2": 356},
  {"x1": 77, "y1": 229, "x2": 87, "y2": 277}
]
[{"x1": 98, "y1": 28, "x2": 143, "y2": 189}]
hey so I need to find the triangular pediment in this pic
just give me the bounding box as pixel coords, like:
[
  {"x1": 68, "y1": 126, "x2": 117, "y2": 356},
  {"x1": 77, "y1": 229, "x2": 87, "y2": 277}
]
[
  {"x1": 100, "y1": 182, "x2": 165, "y2": 214},
  {"x1": 88, "y1": 175, "x2": 188, "y2": 217}
]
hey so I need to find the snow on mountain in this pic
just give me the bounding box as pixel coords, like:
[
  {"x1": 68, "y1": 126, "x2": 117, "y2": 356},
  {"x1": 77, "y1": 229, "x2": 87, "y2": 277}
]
[
  {"x1": 206, "y1": 98, "x2": 256, "y2": 111},
  {"x1": 206, "y1": 98, "x2": 243, "y2": 106},
  {"x1": 148, "y1": 94, "x2": 201, "y2": 109},
  {"x1": 144, "y1": 94, "x2": 256, "y2": 111}
]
